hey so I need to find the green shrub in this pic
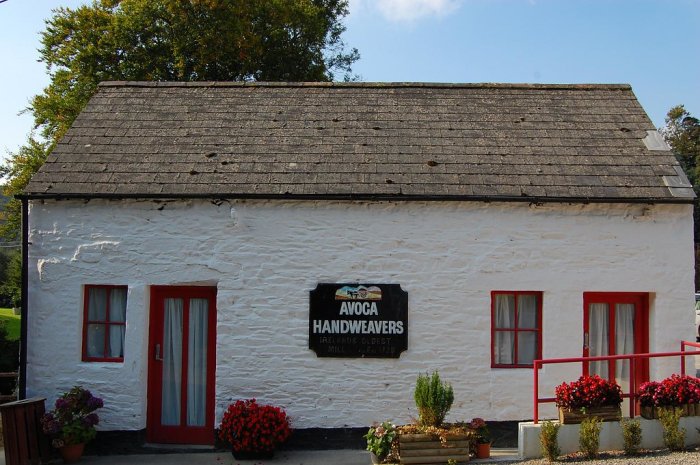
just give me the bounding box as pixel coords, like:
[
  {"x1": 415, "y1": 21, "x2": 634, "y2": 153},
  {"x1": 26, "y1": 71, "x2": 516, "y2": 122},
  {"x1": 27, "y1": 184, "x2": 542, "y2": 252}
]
[
  {"x1": 539, "y1": 421, "x2": 560, "y2": 462},
  {"x1": 578, "y1": 415, "x2": 602, "y2": 459},
  {"x1": 414, "y1": 371, "x2": 454, "y2": 427},
  {"x1": 658, "y1": 407, "x2": 685, "y2": 451},
  {"x1": 620, "y1": 417, "x2": 642, "y2": 455}
]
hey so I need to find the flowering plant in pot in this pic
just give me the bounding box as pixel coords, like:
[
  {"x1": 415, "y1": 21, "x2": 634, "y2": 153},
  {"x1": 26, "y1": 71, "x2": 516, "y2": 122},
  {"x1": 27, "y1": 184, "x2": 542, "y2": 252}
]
[
  {"x1": 40, "y1": 386, "x2": 104, "y2": 463},
  {"x1": 468, "y1": 417, "x2": 491, "y2": 458},
  {"x1": 638, "y1": 374, "x2": 700, "y2": 418},
  {"x1": 218, "y1": 399, "x2": 291, "y2": 459},
  {"x1": 554, "y1": 375, "x2": 622, "y2": 424},
  {"x1": 364, "y1": 421, "x2": 397, "y2": 464}
]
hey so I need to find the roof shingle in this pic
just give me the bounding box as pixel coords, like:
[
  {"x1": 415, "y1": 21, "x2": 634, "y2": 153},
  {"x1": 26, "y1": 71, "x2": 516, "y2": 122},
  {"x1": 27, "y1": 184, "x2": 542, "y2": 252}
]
[{"x1": 23, "y1": 81, "x2": 694, "y2": 203}]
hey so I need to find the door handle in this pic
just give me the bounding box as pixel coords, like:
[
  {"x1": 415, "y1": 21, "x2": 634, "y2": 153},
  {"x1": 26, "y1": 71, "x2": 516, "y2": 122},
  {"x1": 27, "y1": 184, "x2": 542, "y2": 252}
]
[{"x1": 155, "y1": 343, "x2": 163, "y2": 361}]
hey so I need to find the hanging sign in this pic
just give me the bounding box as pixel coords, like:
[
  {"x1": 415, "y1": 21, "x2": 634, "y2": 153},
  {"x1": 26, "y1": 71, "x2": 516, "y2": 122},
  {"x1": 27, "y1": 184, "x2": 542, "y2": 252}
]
[{"x1": 309, "y1": 283, "x2": 408, "y2": 358}]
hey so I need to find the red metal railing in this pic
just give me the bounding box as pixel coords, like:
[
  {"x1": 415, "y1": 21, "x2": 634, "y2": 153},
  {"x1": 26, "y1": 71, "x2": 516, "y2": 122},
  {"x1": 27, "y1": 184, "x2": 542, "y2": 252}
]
[{"x1": 532, "y1": 341, "x2": 700, "y2": 424}]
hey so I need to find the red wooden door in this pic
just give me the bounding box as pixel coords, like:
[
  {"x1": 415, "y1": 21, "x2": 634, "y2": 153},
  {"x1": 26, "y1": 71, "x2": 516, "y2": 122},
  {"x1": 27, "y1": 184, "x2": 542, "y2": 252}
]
[
  {"x1": 583, "y1": 292, "x2": 649, "y2": 395},
  {"x1": 147, "y1": 286, "x2": 216, "y2": 444}
]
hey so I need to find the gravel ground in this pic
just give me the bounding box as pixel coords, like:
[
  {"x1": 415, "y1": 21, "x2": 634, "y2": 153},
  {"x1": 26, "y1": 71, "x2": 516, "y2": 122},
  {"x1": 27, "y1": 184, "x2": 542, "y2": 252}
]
[{"x1": 501, "y1": 448, "x2": 700, "y2": 464}]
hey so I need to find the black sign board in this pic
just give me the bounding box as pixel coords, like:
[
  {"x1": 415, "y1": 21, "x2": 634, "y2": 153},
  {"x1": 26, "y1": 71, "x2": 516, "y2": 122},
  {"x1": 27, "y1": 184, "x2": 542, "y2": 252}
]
[{"x1": 309, "y1": 283, "x2": 408, "y2": 358}]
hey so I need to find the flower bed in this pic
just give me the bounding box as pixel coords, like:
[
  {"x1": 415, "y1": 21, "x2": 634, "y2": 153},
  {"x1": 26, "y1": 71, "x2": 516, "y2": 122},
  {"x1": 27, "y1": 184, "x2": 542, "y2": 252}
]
[
  {"x1": 555, "y1": 375, "x2": 622, "y2": 424},
  {"x1": 638, "y1": 374, "x2": 700, "y2": 419}
]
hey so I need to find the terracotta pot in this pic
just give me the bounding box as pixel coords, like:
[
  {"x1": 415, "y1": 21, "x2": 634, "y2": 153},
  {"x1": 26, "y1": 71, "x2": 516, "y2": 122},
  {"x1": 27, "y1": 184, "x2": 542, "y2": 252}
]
[
  {"x1": 59, "y1": 443, "x2": 85, "y2": 464},
  {"x1": 476, "y1": 442, "x2": 490, "y2": 459}
]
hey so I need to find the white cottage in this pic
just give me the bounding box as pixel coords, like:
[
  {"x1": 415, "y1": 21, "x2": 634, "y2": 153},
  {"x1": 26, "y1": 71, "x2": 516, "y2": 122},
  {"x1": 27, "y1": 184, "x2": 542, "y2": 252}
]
[{"x1": 19, "y1": 82, "x2": 696, "y2": 447}]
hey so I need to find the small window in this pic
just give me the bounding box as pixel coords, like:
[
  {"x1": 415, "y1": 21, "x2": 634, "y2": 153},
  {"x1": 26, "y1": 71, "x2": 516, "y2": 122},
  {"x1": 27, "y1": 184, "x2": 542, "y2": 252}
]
[
  {"x1": 491, "y1": 291, "x2": 542, "y2": 368},
  {"x1": 82, "y1": 285, "x2": 127, "y2": 362}
]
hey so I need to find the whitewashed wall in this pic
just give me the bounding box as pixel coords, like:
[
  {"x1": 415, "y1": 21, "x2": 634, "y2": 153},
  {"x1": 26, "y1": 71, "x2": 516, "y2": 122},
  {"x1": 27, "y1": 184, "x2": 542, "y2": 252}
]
[{"x1": 25, "y1": 199, "x2": 695, "y2": 430}]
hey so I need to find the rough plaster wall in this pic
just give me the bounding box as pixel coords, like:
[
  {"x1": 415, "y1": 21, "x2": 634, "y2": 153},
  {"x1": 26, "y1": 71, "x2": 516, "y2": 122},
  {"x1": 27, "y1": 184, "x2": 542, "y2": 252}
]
[{"x1": 25, "y1": 199, "x2": 695, "y2": 430}]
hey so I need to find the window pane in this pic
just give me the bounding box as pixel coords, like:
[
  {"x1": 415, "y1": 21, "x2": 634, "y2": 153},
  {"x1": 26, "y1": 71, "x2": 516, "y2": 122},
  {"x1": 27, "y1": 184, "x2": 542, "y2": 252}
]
[
  {"x1": 187, "y1": 298, "x2": 208, "y2": 427},
  {"x1": 517, "y1": 331, "x2": 537, "y2": 365},
  {"x1": 109, "y1": 288, "x2": 127, "y2": 323},
  {"x1": 517, "y1": 295, "x2": 538, "y2": 329},
  {"x1": 588, "y1": 303, "x2": 609, "y2": 377},
  {"x1": 494, "y1": 294, "x2": 515, "y2": 329},
  {"x1": 494, "y1": 330, "x2": 514, "y2": 364},
  {"x1": 87, "y1": 324, "x2": 106, "y2": 357},
  {"x1": 88, "y1": 288, "x2": 107, "y2": 321}
]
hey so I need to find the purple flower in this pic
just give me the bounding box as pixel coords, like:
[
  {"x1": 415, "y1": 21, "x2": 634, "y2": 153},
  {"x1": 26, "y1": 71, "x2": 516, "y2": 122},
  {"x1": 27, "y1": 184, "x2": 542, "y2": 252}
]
[
  {"x1": 87, "y1": 396, "x2": 104, "y2": 410},
  {"x1": 84, "y1": 413, "x2": 100, "y2": 427},
  {"x1": 55, "y1": 398, "x2": 70, "y2": 410}
]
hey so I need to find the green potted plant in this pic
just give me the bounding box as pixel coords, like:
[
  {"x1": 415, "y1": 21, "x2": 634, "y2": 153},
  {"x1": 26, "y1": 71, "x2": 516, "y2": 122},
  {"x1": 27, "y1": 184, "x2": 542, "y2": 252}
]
[
  {"x1": 364, "y1": 421, "x2": 397, "y2": 464},
  {"x1": 218, "y1": 398, "x2": 292, "y2": 460},
  {"x1": 40, "y1": 386, "x2": 104, "y2": 464}
]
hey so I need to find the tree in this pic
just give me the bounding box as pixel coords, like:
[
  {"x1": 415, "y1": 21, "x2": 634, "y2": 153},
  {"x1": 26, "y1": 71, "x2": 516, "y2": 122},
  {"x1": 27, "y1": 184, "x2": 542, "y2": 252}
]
[{"x1": 662, "y1": 105, "x2": 700, "y2": 189}]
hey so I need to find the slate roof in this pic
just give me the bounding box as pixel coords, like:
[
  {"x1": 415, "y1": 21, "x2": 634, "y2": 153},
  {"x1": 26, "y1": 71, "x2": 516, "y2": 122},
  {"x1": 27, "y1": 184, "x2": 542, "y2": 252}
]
[{"x1": 23, "y1": 81, "x2": 694, "y2": 202}]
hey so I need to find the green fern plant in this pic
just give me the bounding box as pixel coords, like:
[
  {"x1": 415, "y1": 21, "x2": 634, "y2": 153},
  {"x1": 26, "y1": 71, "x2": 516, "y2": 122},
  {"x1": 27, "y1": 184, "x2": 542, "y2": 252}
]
[{"x1": 414, "y1": 371, "x2": 454, "y2": 427}]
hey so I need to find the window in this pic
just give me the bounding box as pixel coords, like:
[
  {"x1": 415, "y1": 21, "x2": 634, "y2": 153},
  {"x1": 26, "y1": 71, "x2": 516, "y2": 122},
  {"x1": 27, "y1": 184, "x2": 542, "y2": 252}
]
[
  {"x1": 491, "y1": 291, "x2": 542, "y2": 368},
  {"x1": 82, "y1": 285, "x2": 127, "y2": 362}
]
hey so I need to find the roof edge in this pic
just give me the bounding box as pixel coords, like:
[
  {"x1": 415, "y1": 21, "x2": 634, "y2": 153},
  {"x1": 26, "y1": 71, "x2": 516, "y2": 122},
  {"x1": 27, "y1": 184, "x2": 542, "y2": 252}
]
[
  {"x1": 17, "y1": 192, "x2": 693, "y2": 205},
  {"x1": 97, "y1": 81, "x2": 633, "y2": 91}
]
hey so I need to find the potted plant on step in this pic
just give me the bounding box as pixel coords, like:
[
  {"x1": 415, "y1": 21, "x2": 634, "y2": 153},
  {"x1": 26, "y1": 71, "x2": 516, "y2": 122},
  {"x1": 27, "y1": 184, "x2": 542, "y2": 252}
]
[
  {"x1": 218, "y1": 398, "x2": 292, "y2": 460},
  {"x1": 555, "y1": 375, "x2": 622, "y2": 424},
  {"x1": 40, "y1": 386, "x2": 104, "y2": 464},
  {"x1": 468, "y1": 417, "x2": 491, "y2": 458},
  {"x1": 364, "y1": 421, "x2": 397, "y2": 464}
]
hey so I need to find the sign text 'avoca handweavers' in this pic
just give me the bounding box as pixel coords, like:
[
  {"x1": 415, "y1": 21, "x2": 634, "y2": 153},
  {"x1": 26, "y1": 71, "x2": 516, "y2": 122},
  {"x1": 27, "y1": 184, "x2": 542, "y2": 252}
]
[{"x1": 309, "y1": 283, "x2": 408, "y2": 358}]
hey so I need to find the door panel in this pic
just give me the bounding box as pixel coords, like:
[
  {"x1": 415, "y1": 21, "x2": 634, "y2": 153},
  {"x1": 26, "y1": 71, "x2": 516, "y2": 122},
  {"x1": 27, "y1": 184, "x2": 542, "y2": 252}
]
[{"x1": 147, "y1": 286, "x2": 216, "y2": 444}]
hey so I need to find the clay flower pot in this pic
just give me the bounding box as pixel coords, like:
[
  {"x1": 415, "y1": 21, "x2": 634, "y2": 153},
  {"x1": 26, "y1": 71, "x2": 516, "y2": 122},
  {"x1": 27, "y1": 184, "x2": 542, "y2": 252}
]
[{"x1": 59, "y1": 443, "x2": 85, "y2": 464}]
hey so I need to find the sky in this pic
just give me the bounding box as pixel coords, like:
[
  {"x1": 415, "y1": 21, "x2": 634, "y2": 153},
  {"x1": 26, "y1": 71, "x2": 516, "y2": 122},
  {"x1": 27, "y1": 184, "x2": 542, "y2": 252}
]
[{"x1": 0, "y1": 0, "x2": 698, "y2": 163}]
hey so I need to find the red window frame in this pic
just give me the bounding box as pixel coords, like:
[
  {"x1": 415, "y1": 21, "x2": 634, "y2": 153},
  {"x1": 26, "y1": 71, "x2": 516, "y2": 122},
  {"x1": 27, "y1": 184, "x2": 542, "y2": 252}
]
[
  {"x1": 491, "y1": 290, "x2": 543, "y2": 368},
  {"x1": 82, "y1": 284, "x2": 128, "y2": 362}
]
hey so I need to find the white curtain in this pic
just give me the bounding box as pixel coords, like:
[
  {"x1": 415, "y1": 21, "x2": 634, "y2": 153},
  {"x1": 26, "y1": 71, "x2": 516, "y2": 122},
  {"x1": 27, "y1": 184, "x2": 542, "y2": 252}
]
[
  {"x1": 494, "y1": 294, "x2": 515, "y2": 364},
  {"x1": 517, "y1": 294, "x2": 538, "y2": 365},
  {"x1": 161, "y1": 298, "x2": 183, "y2": 426},
  {"x1": 187, "y1": 298, "x2": 208, "y2": 427},
  {"x1": 589, "y1": 303, "x2": 609, "y2": 377},
  {"x1": 87, "y1": 288, "x2": 107, "y2": 357},
  {"x1": 109, "y1": 288, "x2": 127, "y2": 358},
  {"x1": 615, "y1": 304, "x2": 635, "y2": 392}
]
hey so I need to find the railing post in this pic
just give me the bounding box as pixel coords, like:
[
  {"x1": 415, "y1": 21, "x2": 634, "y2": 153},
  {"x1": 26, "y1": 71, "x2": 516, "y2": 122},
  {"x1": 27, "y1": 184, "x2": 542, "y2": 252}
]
[
  {"x1": 680, "y1": 341, "x2": 686, "y2": 376},
  {"x1": 629, "y1": 354, "x2": 635, "y2": 418},
  {"x1": 534, "y1": 361, "x2": 539, "y2": 424}
]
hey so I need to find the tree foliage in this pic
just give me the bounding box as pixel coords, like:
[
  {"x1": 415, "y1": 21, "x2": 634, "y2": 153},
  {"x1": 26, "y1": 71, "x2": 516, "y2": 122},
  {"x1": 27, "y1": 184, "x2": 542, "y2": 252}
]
[{"x1": 662, "y1": 105, "x2": 700, "y2": 190}]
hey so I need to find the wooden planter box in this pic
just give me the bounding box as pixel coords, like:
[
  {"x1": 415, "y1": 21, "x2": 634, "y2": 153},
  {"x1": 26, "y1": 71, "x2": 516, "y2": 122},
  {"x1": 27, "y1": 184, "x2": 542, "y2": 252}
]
[
  {"x1": 558, "y1": 404, "x2": 621, "y2": 424},
  {"x1": 640, "y1": 403, "x2": 700, "y2": 419},
  {"x1": 398, "y1": 433, "x2": 471, "y2": 464}
]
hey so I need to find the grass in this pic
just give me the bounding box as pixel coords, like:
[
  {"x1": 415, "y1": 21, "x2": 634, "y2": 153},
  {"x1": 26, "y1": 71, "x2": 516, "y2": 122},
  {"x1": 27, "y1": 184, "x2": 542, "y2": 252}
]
[{"x1": 0, "y1": 308, "x2": 20, "y2": 341}]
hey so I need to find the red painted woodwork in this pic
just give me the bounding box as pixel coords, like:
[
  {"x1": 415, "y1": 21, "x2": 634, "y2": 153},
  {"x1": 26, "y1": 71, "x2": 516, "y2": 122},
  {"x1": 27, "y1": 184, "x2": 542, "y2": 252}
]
[
  {"x1": 582, "y1": 292, "x2": 649, "y2": 392},
  {"x1": 490, "y1": 290, "x2": 543, "y2": 368},
  {"x1": 146, "y1": 286, "x2": 217, "y2": 445},
  {"x1": 82, "y1": 285, "x2": 127, "y2": 362}
]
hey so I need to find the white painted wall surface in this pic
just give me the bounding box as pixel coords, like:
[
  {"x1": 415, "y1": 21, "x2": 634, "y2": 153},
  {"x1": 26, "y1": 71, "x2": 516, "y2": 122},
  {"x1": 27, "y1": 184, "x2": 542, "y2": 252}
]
[{"x1": 25, "y1": 199, "x2": 695, "y2": 431}]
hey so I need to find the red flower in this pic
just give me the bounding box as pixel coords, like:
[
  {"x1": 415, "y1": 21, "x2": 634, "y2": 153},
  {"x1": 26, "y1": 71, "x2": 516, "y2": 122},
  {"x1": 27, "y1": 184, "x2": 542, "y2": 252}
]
[
  {"x1": 218, "y1": 399, "x2": 291, "y2": 453},
  {"x1": 555, "y1": 375, "x2": 622, "y2": 410}
]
